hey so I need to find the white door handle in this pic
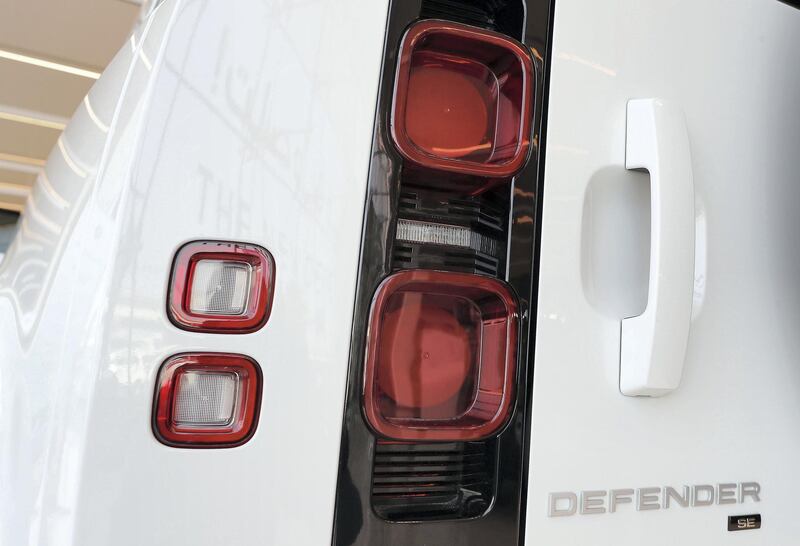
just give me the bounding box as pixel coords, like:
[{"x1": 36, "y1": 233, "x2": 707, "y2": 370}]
[{"x1": 621, "y1": 99, "x2": 695, "y2": 397}]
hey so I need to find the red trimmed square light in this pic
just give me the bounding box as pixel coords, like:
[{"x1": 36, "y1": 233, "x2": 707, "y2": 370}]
[
  {"x1": 168, "y1": 241, "x2": 275, "y2": 333},
  {"x1": 363, "y1": 270, "x2": 518, "y2": 441},
  {"x1": 391, "y1": 20, "x2": 534, "y2": 178},
  {"x1": 153, "y1": 353, "x2": 262, "y2": 448}
]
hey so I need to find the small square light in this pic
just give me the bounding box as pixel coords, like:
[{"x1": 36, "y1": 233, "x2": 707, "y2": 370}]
[
  {"x1": 173, "y1": 371, "x2": 239, "y2": 426},
  {"x1": 363, "y1": 270, "x2": 519, "y2": 442},
  {"x1": 153, "y1": 353, "x2": 262, "y2": 448},
  {"x1": 168, "y1": 241, "x2": 275, "y2": 333},
  {"x1": 390, "y1": 20, "x2": 535, "y2": 180},
  {"x1": 189, "y1": 260, "x2": 252, "y2": 316}
]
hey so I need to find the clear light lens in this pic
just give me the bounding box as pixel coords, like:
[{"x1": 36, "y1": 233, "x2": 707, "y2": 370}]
[
  {"x1": 189, "y1": 260, "x2": 251, "y2": 315},
  {"x1": 173, "y1": 371, "x2": 239, "y2": 427},
  {"x1": 396, "y1": 218, "x2": 499, "y2": 256}
]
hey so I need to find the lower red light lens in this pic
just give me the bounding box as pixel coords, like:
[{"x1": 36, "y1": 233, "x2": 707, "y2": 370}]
[
  {"x1": 378, "y1": 292, "x2": 477, "y2": 410},
  {"x1": 153, "y1": 353, "x2": 262, "y2": 448},
  {"x1": 364, "y1": 270, "x2": 518, "y2": 441}
]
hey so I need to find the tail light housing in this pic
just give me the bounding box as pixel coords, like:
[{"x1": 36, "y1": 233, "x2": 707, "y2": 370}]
[
  {"x1": 153, "y1": 353, "x2": 262, "y2": 448},
  {"x1": 363, "y1": 270, "x2": 518, "y2": 441},
  {"x1": 168, "y1": 240, "x2": 275, "y2": 333},
  {"x1": 390, "y1": 20, "x2": 534, "y2": 179},
  {"x1": 333, "y1": 0, "x2": 547, "y2": 536}
]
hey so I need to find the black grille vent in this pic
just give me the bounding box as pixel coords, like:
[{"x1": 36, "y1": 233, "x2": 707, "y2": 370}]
[
  {"x1": 393, "y1": 243, "x2": 501, "y2": 277},
  {"x1": 397, "y1": 189, "x2": 507, "y2": 234},
  {"x1": 372, "y1": 440, "x2": 496, "y2": 521},
  {"x1": 420, "y1": 0, "x2": 524, "y2": 40}
]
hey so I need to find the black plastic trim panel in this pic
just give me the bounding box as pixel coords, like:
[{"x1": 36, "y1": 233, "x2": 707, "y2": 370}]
[{"x1": 331, "y1": 0, "x2": 553, "y2": 543}]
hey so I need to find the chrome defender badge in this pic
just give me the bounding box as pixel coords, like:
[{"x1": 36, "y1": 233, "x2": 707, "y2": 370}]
[{"x1": 548, "y1": 482, "x2": 761, "y2": 517}]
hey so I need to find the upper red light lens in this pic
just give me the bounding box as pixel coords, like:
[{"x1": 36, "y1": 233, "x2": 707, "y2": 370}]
[
  {"x1": 363, "y1": 270, "x2": 519, "y2": 441},
  {"x1": 405, "y1": 51, "x2": 498, "y2": 163},
  {"x1": 391, "y1": 20, "x2": 534, "y2": 179},
  {"x1": 168, "y1": 241, "x2": 275, "y2": 333}
]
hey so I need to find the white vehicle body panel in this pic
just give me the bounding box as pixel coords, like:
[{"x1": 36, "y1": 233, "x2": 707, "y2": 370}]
[
  {"x1": 0, "y1": 1, "x2": 388, "y2": 544},
  {"x1": 527, "y1": 0, "x2": 800, "y2": 544},
  {"x1": 2, "y1": 0, "x2": 799, "y2": 544}
]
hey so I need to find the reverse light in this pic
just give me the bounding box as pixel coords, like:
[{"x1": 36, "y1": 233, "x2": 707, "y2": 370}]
[
  {"x1": 396, "y1": 218, "x2": 500, "y2": 256},
  {"x1": 189, "y1": 260, "x2": 251, "y2": 315},
  {"x1": 363, "y1": 270, "x2": 518, "y2": 441},
  {"x1": 153, "y1": 353, "x2": 262, "y2": 448},
  {"x1": 390, "y1": 20, "x2": 534, "y2": 179},
  {"x1": 168, "y1": 241, "x2": 275, "y2": 333}
]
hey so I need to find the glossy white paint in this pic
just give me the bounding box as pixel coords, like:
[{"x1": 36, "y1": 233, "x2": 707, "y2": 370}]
[
  {"x1": 621, "y1": 99, "x2": 695, "y2": 397},
  {"x1": 528, "y1": 0, "x2": 800, "y2": 544},
  {"x1": 0, "y1": 0, "x2": 389, "y2": 544},
  {"x1": 3, "y1": 0, "x2": 800, "y2": 543}
]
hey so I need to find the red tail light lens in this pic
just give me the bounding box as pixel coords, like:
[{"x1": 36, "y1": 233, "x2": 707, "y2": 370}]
[
  {"x1": 391, "y1": 20, "x2": 534, "y2": 178},
  {"x1": 153, "y1": 353, "x2": 262, "y2": 448},
  {"x1": 168, "y1": 241, "x2": 275, "y2": 333},
  {"x1": 363, "y1": 270, "x2": 518, "y2": 441}
]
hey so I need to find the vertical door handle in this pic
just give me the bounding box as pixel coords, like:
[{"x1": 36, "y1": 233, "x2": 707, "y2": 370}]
[{"x1": 621, "y1": 99, "x2": 695, "y2": 397}]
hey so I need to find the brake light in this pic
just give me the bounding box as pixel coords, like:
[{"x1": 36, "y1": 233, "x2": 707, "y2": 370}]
[
  {"x1": 390, "y1": 20, "x2": 534, "y2": 178},
  {"x1": 153, "y1": 353, "x2": 262, "y2": 448},
  {"x1": 168, "y1": 241, "x2": 275, "y2": 333},
  {"x1": 363, "y1": 270, "x2": 518, "y2": 441}
]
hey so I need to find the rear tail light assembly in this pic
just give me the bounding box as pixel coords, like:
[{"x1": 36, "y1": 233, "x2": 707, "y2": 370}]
[
  {"x1": 153, "y1": 353, "x2": 262, "y2": 448},
  {"x1": 369, "y1": 16, "x2": 528, "y2": 443},
  {"x1": 333, "y1": 0, "x2": 552, "y2": 544}
]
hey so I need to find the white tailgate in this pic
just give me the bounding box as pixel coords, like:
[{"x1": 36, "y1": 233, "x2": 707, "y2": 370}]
[{"x1": 526, "y1": 0, "x2": 800, "y2": 544}]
